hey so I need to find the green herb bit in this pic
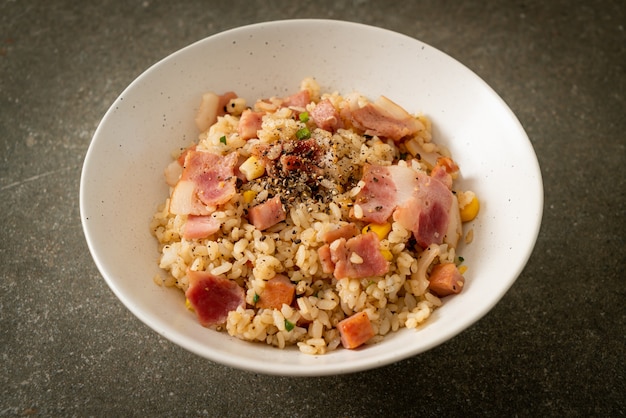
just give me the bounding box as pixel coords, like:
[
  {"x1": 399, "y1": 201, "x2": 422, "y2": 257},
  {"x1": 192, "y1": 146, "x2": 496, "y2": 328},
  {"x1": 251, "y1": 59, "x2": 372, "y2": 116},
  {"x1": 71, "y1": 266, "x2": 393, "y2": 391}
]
[
  {"x1": 299, "y1": 111, "x2": 309, "y2": 123},
  {"x1": 458, "y1": 256, "x2": 465, "y2": 263},
  {"x1": 295, "y1": 127, "x2": 311, "y2": 140},
  {"x1": 219, "y1": 135, "x2": 227, "y2": 145},
  {"x1": 253, "y1": 293, "x2": 260, "y2": 304},
  {"x1": 284, "y1": 319, "x2": 295, "y2": 331}
]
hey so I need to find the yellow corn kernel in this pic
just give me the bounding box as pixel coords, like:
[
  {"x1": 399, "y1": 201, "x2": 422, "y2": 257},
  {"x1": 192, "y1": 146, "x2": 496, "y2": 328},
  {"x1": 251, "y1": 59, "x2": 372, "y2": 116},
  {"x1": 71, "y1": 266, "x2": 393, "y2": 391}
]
[
  {"x1": 362, "y1": 222, "x2": 392, "y2": 240},
  {"x1": 242, "y1": 190, "x2": 257, "y2": 204},
  {"x1": 239, "y1": 156, "x2": 265, "y2": 181},
  {"x1": 460, "y1": 195, "x2": 480, "y2": 222},
  {"x1": 185, "y1": 298, "x2": 194, "y2": 312},
  {"x1": 458, "y1": 265, "x2": 468, "y2": 275},
  {"x1": 380, "y1": 249, "x2": 393, "y2": 261}
]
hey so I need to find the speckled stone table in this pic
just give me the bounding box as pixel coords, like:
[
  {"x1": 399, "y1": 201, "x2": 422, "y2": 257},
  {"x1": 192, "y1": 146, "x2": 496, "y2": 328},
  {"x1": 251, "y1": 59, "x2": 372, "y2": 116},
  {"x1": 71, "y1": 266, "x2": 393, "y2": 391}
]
[{"x1": 1, "y1": 1, "x2": 624, "y2": 416}]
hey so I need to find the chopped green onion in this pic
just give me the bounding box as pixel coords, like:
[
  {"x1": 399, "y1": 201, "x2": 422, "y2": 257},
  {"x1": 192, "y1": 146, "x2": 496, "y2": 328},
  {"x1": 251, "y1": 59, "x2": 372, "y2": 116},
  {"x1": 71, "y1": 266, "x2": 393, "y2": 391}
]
[
  {"x1": 295, "y1": 127, "x2": 310, "y2": 140},
  {"x1": 284, "y1": 319, "x2": 295, "y2": 331},
  {"x1": 253, "y1": 293, "x2": 260, "y2": 304},
  {"x1": 219, "y1": 135, "x2": 227, "y2": 145},
  {"x1": 458, "y1": 256, "x2": 465, "y2": 263},
  {"x1": 299, "y1": 111, "x2": 309, "y2": 123}
]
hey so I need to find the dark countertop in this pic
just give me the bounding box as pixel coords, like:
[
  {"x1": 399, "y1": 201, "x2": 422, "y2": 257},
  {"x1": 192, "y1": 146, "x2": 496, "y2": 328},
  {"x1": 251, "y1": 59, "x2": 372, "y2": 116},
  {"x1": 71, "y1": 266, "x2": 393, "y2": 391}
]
[{"x1": 1, "y1": 1, "x2": 624, "y2": 416}]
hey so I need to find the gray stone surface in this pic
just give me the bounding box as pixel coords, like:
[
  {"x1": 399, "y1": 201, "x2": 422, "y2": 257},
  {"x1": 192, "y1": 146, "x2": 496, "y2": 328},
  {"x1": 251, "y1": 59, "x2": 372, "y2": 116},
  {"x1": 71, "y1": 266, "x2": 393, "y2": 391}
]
[{"x1": 1, "y1": 0, "x2": 624, "y2": 416}]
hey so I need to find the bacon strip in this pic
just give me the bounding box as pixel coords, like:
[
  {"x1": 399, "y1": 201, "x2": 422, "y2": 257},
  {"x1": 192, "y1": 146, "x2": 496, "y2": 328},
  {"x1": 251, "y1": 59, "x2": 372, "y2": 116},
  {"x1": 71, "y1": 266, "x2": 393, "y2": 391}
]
[
  {"x1": 281, "y1": 89, "x2": 310, "y2": 109},
  {"x1": 348, "y1": 96, "x2": 421, "y2": 141},
  {"x1": 238, "y1": 109, "x2": 264, "y2": 140},
  {"x1": 352, "y1": 163, "x2": 458, "y2": 249},
  {"x1": 183, "y1": 215, "x2": 221, "y2": 240},
  {"x1": 322, "y1": 224, "x2": 360, "y2": 244},
  {"x1": 352, "y1": 164, "x2": 397, "y2": 224},
  {"x1": 393, "y1": 171, "x2": 453, "y2": 248},
  {"x1": 329, "y1": 232, "x2": 389, "y2": 279},
  {"x1": 169, "y1": 150, "x2": 238, "y2": 215},
  {"x1": 311, "y1": 99, "x2": 343, "y2": 132}
]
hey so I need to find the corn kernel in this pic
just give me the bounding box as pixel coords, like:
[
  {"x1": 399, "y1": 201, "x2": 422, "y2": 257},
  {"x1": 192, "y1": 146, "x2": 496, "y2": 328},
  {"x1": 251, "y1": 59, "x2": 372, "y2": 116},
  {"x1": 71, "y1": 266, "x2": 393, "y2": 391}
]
[
  {"x1": 460, "y1": 195, "x2": 480, "y2": 222},
  {"x1": 185, "y1": 298, "x2": 194, "y2": 312},
  {"x1": 380, "y1": 249, "x2": 393, "y2": 261},
  {"x1": 243, "y1": 190, "x2": 257, "y2": 204},
  {"x1": 239, "y1": 156, "x2": 265, "y2": 181},
  {"x1": 362, "y1": 222, "x2": 392, "y2": 240},
  {"x1": 458, "y1": 265, "x2": 468, "y2": 275}
]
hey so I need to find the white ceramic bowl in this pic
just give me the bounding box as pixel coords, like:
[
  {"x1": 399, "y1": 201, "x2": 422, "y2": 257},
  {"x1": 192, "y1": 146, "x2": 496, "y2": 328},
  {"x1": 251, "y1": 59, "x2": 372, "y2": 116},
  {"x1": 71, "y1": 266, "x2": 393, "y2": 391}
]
[{"x1": 80, "y1": 19, "x2": 543, "y2": 376}]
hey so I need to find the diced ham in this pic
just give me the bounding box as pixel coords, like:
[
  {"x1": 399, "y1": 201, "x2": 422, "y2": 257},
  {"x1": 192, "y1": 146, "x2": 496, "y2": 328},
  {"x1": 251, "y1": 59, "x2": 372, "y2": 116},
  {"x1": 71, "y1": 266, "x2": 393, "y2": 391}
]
[
  {"x1": 337, "y1": 311, "x2": 375, "y2": 349},
  {"x1": 311, "y1": 99, "x2": 343, "y2": 132},
  {"x1": 256, "y1": 274, "x2": 296, "y2": 310},
  {"x1": 430, "y1": 157, "x2": 459, "y2": 190},
  {"x1": 238, "y1": 109, "x2": 264, "y2": 140},
  {"x1": 281, "y1": 89, "x2": 310, "y2": 109},
  {"x1": 348, "y1": 96, "x2": 421, "y2": 141},
  {"x1": 169, "y1": 150, "x2": 239, "y2": 215},
  {"x1": 185, "y1": 270, "x2": 245, "y2": 327},
  {"x1": 183, "y1": 215, "x2": 221, "y2": 240},
  {"x1": 248, "y1": 195, "x2": 286, "y2": 231},
  {"x1": 318, "y1": 244, "x2": 335, "y2": 274},
  {"x1": 329, "y1": 232, "x2": 389, "y2": 279},
  {"x1": 195, "y1": 91, "x2": 238, "y2": 132},
  {"x1": 322, "y1": 224, "x2": 360, "y2": 244},
  {"x1": 428, "y1": 263, "x2": 465, "y2": 297}
]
